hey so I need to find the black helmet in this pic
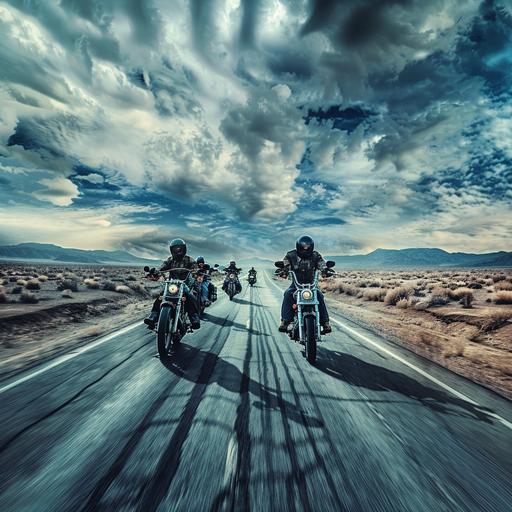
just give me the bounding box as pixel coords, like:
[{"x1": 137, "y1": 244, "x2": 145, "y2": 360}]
[
  {"x1": 229, "y1": 260, "x2": 236, "y2": 266},
  {"x1": 196, "y1": 256, "x2": 205, "y2": 264},
  {"x1": 169, "y1": 238, "x2": 186, "y2": 259},
  {"x1": 296, "y1": 235, "x2": 314, "y2": 258}
]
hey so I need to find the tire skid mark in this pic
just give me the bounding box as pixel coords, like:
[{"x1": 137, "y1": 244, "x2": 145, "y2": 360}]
[
  {"x1": 211, "y1": 286, "x2": 254, "y2": 512},
  {"x1": 135, "y1": 288, "x2": 249, "y2": 512},
  {"x1": 256, "y1": 285, "x2": 355, "y2": 511},
  {"x1": 251, "y1": 287, "x2": 313, "y2": 511}
]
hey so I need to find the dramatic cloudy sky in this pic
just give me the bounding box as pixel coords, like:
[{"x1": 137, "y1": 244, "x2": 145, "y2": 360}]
[{"x1": 0, "y1": 0, "x2": 511, "y2": 260}]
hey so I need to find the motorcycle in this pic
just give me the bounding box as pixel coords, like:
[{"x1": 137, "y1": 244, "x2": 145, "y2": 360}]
[
  {"x1": 224, "y1": 272, "x2": 240, "y2": 300},
  {"x1": 248, "y1": 273, "x2": 257, "y2": 287},
  {"x1": 274, "y1": 260, "x2": 336, "y2": 364},
  {"x1": 144, "y1": 265, "x2": 193, "y2": 359}
]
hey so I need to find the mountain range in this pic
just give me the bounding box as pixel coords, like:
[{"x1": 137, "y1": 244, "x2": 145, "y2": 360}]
[
  {"x1": 0, "y1": 243, "x2": 510, "y2": 268},
  {"x1": 326, "y1": 248, "x2": 512, "y2": 269},
  {"x1": 0, "y1": 243, "x2": 158, "y2": 266}
]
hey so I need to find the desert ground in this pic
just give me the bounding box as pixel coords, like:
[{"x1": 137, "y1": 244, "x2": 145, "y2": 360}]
[
  {"x1": 0, "y1": 263, "x2": 161, "y2": 378},
  {"x1": 316, "y1": 268, "x2": 512, "y2": 399}
]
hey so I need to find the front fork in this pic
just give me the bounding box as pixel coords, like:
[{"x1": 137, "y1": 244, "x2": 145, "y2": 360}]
[{"x1": 297, "y1": 305, "x2": 320, "y2": 343}]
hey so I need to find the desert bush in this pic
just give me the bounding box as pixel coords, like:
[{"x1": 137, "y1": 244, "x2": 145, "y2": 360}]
[
  {"x1": 492, "y1": 275, "x2": 507, "y2": 283},
  {"x1": 38, "y1": 275, "x2": 49, "y2": 282},
  {"x1": 443, "y1": 338, "x2": 466, "y2": 358},
  {"x1": 8, "y1": 276, "x2": 17, "y2": 282},
  {"x1": 20, "y1": 290, "x2": 38, "y2": 304},
  {"x1": 125, "y1": 275, "x2": 137, "y2": 281},
  {"x1": 396, "y1": 298, "x2": 409, "y2": 309},
  {"x1": 363, "y1": 288, "x2": 387, "y2": 301},
  {"x1": 11, "y1": 286, "x2": 22, "y2": 294},
  {"x1": 101, "y1": 280, "x2": 117, "y2": 291},
  {"x1": 61, "y1": 289, "x2": 74, "y2": 298},
  {"x1": 58, "y1": 279, "x2": 78, "y2": 292},
  {"x1": 384, "y1": 286, "x2": 411, "y2": 306},
  {"x1": 115, "y1": 285, "x2": 133, "y2": 294},
  {"x1": 127, "y1": 282, "x2": 147, "y2": 295},
  {"x1": 451, "y1": 287, "x2": 474, "y2": 308},
  {"x1": 494, "y1": 280, "x2": 512, "y2": 291},
  {"x1": 494, "y1": 291, "x2": 512, "y2": 305},
  {"x1": 84, "y1": 278, "x2": 100, "y2": 289},
  {"x1": 16, "y1": 279, "x2": 27, "y2": 286},
  {"x1": 478, "y1": 311, "x2": 511, "y2": 333},
  {"x1": 467, "y1": 282, "x2": 482, "y2": 289},
  {"x1": 429, "y1": 286, "x2": 451, "y2": 306},
  {"x1": 25, "y1": 278, "x2": 41, "y2": 290}
]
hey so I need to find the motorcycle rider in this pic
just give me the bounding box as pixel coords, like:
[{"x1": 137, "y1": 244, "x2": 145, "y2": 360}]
[
  {"x1": 223, "y1": 260, "x2": 242, "y2": 293},
  {"x1": 196, "y1": 256, "x2": 215, "y2": 303},
  {"x1": 248, "y1": 267, "x2": 257, "y2": 277},
  {"x1": 144, "y1": 238, "x2": 201, "y2": 330},
  {"x1": 278, "y1": 235, "x2": 332, "y2": 334}
]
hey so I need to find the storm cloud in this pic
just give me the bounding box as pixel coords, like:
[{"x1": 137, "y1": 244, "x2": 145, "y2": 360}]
[{"x1": 0, "y1": 0, "x2": 511, "y2": 257}]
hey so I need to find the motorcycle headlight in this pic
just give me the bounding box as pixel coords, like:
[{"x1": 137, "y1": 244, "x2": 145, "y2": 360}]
[
  {"x1": 230, "y1": 273, "x2": 235, "y2": 279},
  {"x1": 302, "y1": 290, "x2": 313, "y2": 300},
  {"x1": 169, "y1": 284, "x2": 179, "y2": 294}
]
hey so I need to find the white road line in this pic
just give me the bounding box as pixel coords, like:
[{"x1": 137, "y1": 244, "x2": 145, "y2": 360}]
[
  {"x1": 222, "y1": 435, "x2": 238, "y2": 489},
  {"x1": 0, "y1": 321, "x2": 142, "y2": 395},
  {"x1": 264, "y1": 272, "x2": 512, "y2": 431}
]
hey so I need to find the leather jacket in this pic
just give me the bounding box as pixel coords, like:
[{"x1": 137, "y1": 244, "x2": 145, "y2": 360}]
[{"x1": 283, "y1": 250, "x2": 326, "y2": 284}]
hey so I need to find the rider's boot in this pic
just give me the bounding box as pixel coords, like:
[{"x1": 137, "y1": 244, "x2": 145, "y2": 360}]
[
  {"x1": 278, "y1": 320, "x2": 289, "y2": 332},
  {"x1": 190, "y1": 314, "x2": 201, "y2": 330},
  {"x1": 321, "y1": 322, "x2": 332, "y2": 334},
  {"x1": 144, "y1": 311, "x2": 159, "y2": 329}
]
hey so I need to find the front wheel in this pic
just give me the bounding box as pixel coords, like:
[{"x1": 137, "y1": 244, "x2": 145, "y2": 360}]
[
  {"x1": 157, "y1": 306, "x2": 174, "y2": 358},
  {"x1": 304, "y1": 315, "x2": 317, "y2": 364}
]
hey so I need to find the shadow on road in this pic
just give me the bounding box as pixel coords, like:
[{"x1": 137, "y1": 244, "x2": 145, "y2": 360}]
[
  {"x1": 231, "y1": 297, "x2": 265, "y2": 307},
  {"x1": 202, "y1": 312, "x2": 268, "y2": 335},
  {"x1": 162, "y1": 342, "x2": 324, "y2": 428},
  {"x1": 316, "y1": 349, "x2": 496, "y2": 424}
]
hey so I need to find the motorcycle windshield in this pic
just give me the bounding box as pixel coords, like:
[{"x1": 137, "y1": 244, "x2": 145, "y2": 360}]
[{"x1": 167, "y1": 268, "x2": 190, "y2": 281}]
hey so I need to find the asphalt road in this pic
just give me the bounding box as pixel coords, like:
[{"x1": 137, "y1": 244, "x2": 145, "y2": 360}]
[{"x1": 0, "y1": 272, "x2": 511, "y2": 512}]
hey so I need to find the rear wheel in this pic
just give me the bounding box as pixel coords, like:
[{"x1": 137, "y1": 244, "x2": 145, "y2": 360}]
[
  {"x1": 157, "y1": 306, "x2": 174, "y2": 358},
  {"x1": 304, "y1": 315, "x2": 317, "y2": 364}
]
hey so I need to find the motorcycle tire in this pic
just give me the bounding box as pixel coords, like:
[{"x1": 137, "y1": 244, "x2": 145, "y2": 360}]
[
  {"x1": 304, "y1": 315, "x2": 317, "y2": 364},
  {"x1": 157, "y1": 306, "x2": 174, "y2": 359}
]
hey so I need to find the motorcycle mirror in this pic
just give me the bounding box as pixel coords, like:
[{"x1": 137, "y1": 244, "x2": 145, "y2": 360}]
[
  {"x1": 203, "y1": 264, "x2": 211, "y2": 270},
  {"x1": 143, "y1": 266, "x2": 150, "y2": 272},
  {"x1": 274, "y1": 261, "x2": 284, "y2": 268},
  {"x1": 326, "y1": 260, "x2": 336, "y2": 268},
  {"x1": 214, "y1": 264, "x2": 219, "y2": 267},
  {"x1": 150, "y1": 267, "x2": 156, "y2": 273}
]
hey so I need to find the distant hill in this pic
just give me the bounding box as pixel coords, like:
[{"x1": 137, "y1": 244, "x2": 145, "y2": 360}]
[
  {"x1": 0, "y1": 243, "x2": 159, "y2": 266},
  {"x1": 238, "y1": 256, "x2": 274, "y2": 269},
  {"x1": 326, "y1": 248, "x2": 512, "y2": 269}
]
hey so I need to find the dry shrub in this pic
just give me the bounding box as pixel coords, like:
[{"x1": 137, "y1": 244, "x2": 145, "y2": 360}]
[
  {"x1": 494, "y1": 280, "x2": 512, "y2": 291},
  {"x1": 396, "y1": 298, "x2": 409, "y2": 309},
  {"x1": 384, "y1": 286, "x2": 411, "y2": 305},
  {"x1": 429, "y1": 286, "x2": 451, "y2": 306},
  {"x1": 125, "y1": 275, "x2": 137, "y2": 281},
  {"x1": 478, "y1": 311, "x2": 511, "y2": 333},
  {"x1": 58, "y1": 279, "x2": 78, "y2": 292},
  {"x1": 443, "y1": 338, "x2": 466, "y2": 358},
  {"x1": 127, "y1": 282, "x2": 147, "y2": 295},
  {"x1": 115, "y1": 285, "x2": 133, "y2": 294},
  {"x1": 11, "y1": 286, "x2": 22, "y2": 294},
  {"x1": 492, "y1": 275, "x2": 507, "y2": 283},
  {"x1": 25, "y1": 278, "x2": 41, "y2": 290},
  {"x1": 363, "y1": 288, "x2": 387, "y2": 301},
  {"x1": 81, "y1": 325, "x2": 104, "y2": 338},
  {"x1": 20, "y1": 290, "x2": 38, "y2": 303},
  {"x1": 38, "y1": 275, "x2": 49, "y2": 282},
  {"x1": 101, "y1": 280, "x2": 117, "y2": 291},
  {"x1": 451, "y1": 287, "x2": 474, "y2": 308},
  {"x1": 16, "y1": 279, "x2": 27, "y2": 286},
  {"x1": 84, "y1": 278, "x2": 100, "y2": 289},
  {"x1": 61, "y1": 289, "x2": 74, "y2": 298},
  {"x1": 342, "y1": 284, "x2": 359, "y2": 296},
  {"x1": 494, "y1": 291, "x2": 512, "y2": 305}
]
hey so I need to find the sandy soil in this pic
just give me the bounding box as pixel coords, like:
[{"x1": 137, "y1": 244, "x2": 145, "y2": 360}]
[
  {"x1": 318, "y1": 269, "x2": 512, "y2": 400},
  {"x1": 0, "y1": 262, "x2": 160, "y2": 379}
]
